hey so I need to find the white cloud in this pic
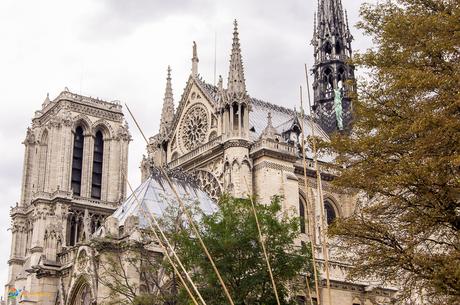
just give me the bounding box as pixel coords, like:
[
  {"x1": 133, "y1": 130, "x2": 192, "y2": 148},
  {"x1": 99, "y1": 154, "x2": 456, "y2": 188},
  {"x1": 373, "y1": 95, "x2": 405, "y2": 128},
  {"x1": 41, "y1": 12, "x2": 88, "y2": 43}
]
[{"x1": 0, "y1": 0, "x2": 376, "y2": 287}]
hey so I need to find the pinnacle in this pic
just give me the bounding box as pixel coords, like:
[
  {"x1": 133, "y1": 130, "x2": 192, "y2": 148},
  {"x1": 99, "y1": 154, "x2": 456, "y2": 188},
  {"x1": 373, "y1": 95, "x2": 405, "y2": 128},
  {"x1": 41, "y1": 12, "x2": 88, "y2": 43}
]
[{"x1": 227, "y1": 20, "x2": 246, "y2": 94}]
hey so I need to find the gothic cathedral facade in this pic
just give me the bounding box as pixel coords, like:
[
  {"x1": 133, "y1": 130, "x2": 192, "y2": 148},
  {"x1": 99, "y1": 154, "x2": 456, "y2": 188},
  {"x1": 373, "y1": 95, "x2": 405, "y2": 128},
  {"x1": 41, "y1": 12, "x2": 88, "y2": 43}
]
[{"x1": 6, "y1": 1, "x2": 395, "y2": 305}]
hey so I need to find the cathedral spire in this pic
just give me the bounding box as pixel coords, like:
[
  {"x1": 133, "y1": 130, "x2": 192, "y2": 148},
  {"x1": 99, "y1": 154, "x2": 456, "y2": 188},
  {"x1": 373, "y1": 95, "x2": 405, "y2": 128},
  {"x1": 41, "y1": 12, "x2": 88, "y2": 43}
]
[
  {"x1": 192, "y1": 41, "x2": 199, "y2": 77},
  {"x1": 312, "y1": 0, "x2": 355, "y2": 134},
  {"x1": 227, "y1": 20, "x2": 246, "y2": 95},
  {"x1": 159, "y1": 66, "x2": 174, "y2": 139}
]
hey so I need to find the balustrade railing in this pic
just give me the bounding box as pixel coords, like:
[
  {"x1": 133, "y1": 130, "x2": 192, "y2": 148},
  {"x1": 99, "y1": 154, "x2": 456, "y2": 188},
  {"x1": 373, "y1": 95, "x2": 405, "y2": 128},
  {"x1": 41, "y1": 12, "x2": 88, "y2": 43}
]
[
  {"x1": 250, "y1": 139, "x2": 297, "y2": 156},
  {"x1": 169, "y1": 135, "x2": 223, "y2": 168},
  {"x1": 57, "y1": 247, "x2": 78, "y2": 266}
]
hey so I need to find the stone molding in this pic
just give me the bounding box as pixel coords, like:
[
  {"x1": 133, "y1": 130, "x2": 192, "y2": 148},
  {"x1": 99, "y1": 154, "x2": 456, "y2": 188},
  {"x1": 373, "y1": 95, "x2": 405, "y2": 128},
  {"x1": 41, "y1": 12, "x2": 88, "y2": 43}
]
[{"x1": 253, "y1": 161, "x2": 294, "y2": 173}]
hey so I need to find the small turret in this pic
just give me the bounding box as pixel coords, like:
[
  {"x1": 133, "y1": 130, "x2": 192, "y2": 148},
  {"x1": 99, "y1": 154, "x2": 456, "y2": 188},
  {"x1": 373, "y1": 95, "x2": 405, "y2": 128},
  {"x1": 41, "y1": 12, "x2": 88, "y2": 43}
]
[{"x1": 260, "y1": 112, "x2": 280, "y2": 141}]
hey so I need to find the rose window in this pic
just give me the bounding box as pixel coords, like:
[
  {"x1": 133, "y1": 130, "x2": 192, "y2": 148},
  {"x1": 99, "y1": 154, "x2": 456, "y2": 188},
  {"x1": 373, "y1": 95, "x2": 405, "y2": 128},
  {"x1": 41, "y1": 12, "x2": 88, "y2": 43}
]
[{"x1": 181, "y1": 106, "x2": 208, "y2": 151}]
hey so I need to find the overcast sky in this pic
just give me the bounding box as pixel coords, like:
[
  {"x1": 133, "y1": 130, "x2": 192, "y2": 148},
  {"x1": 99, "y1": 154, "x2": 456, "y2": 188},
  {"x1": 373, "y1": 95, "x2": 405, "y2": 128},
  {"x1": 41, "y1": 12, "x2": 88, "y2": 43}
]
[{"x1": 0, "y1": 0, "x2": 375, "y2": 287}]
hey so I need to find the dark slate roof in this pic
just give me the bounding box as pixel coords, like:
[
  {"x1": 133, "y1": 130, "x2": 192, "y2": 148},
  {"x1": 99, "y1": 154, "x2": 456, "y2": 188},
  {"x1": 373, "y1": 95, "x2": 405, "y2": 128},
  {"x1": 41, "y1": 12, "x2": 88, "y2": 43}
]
[
  {"x1": 196, "y1": 79, "x2": 328, "y2": 140},
  {"x1": 249, "y1": 98, "x2": 329, "y2": 141},
  {"x1": 195, "y1": 76, "x2": 220, "y2": 103}
]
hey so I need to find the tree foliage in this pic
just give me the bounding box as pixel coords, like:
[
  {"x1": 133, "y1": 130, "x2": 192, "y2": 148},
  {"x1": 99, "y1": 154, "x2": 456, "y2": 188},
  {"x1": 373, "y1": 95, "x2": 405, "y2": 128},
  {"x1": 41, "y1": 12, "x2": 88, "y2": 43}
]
[
  {"x1": 174, "y1": 195, "x2": 313, "y2": 305},
  {"x1": 327, "y1": 0, "x2": 460, "y2": 304},
  {"x1": 95, "y1": 238, "x2": 179, "y2": 305}
]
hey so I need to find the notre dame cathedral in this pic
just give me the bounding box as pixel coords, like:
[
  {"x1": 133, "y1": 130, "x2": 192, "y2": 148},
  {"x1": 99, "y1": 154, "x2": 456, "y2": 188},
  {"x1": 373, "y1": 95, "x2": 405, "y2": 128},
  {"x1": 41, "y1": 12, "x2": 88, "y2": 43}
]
[{"x1": 5, "y1": 1, "x2": 395, "y2": 305}]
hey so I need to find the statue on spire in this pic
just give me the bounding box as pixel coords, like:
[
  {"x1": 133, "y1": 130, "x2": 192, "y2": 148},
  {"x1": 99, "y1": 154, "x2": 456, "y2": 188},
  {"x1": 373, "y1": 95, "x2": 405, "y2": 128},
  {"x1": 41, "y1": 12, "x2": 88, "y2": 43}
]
[
  {"x1": 192, "y1": 41, "x2": 199, "y2": 77},
  {"x1": 312, "y1": 0, "x2": 355, "y2": 134}
]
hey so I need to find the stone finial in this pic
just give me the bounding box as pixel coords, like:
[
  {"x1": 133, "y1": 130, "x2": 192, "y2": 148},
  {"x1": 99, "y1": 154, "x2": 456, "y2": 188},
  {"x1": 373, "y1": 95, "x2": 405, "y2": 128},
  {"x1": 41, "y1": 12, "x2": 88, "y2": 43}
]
[
  {"x1": 260, "y1": 112, "x2": 279, "y2": 140},
  {"x1": 218, "y1": 75, "x2": 223, "y2": 91},
  {"x1": 192, "y1": 41, "x2": 199, "y2": 76},
  {"x1": 159, "y1": 66, "x2": 174, "y2": 140},
  {"x1": 227, "y1": 19, "x2": 246, "y2": 95},
  {"x1": 42, "y1": 93, "x2": 51, "y2": 108},
  {"x1": 104, "y1": 216, "x2": 119, "y2": 238}
]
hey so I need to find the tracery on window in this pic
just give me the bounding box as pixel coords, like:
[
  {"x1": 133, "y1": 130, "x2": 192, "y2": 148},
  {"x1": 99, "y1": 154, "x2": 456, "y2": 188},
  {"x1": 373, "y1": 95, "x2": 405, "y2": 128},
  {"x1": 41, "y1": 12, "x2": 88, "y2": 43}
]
[
  {"x1": 194, "y1": 170, "x2": 222, "y2": 201},
  {"x1": 67, "y1": 210, "x2": 105, "y2": 246},
  {"x1": 181, "y1": 106, "x2": 209, "y2": 151}
]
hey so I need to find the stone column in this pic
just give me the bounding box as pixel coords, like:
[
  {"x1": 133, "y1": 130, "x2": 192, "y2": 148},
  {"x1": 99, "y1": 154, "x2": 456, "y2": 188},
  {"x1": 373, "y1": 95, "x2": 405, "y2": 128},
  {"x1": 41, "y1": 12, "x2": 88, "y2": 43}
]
[
  {"x1": 238, "y1": 103, "x2": 242, "y2": 137},
  {"x1": 230, "y1": 105, "x2": 234, "y2": 136},
  {"x1": 81, "y1": 133, "x2": 93, "y2": 198}
]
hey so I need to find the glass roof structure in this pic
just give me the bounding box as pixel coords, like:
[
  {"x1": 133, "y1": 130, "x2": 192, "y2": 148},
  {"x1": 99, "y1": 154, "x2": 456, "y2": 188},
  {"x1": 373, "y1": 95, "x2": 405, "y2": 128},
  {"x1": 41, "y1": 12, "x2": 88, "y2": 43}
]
[{"x1": 111, "y1": 170, "x2": 218, "y2": 228}]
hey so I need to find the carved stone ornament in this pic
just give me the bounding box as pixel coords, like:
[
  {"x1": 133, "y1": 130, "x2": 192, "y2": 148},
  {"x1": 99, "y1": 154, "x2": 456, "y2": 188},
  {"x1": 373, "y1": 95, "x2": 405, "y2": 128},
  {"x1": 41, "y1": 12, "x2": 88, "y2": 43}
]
[
  {"x1": 194, "y1": 170, "x2": 222, "y2": 201},
  {"x1": 181, "y1": 105, "x2": 209, "y2": 151},
  {"x1": 24, "y1": 127, "x2": 36, "y2": 144},
  {"x1": 115, "y1": 121, "x2": 131, "y2": 141}
]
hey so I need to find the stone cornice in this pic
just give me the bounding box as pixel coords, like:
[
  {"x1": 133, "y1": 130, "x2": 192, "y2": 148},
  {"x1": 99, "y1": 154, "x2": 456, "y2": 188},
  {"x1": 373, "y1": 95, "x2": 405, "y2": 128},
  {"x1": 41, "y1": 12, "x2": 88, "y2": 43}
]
[
  {"x1": 253, "y1": 161, "x2": 294, "y2": 173},
  {"x1": 250, "y1": 147, "x2": 298, "y2": 163},
  {"x1": 8, "y1": 257, "x2": 25, "y2": 265},
  {"x1": 223, "y1": 138, "x2": 251, "y2": 149},
  {"x1": 33, "y1": 93, "x2": 124, "y2": 127}
]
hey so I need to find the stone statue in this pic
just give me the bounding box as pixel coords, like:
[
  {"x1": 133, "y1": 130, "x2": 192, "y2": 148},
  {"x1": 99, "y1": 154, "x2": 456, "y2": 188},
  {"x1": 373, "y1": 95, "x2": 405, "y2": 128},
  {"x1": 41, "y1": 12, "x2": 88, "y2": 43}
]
[
  {"x1": 334, "y1": 87, "x2": 343, "y2": 130},
  {"x1": 83, "y1": 209, "x2": 91, "y2": 241}
]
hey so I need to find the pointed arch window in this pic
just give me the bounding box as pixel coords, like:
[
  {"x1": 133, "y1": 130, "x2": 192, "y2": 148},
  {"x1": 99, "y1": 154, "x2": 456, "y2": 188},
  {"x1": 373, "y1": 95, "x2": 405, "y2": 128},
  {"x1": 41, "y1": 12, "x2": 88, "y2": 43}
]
[
  {"x1": 91, "y1": 131, "x2": 104, "y2": 199},
  {"x1": 71, "y1": 127, "x2": 84, "y2": 196},
  {"x1": 299, "y1": 198, "x2": 306, "y2": 234},
  {"x1": 324, "y1": 200, "x2": 337, "y2": 225},
  {"x1": 38, "y1": 131, "x2": 49, "y2": 191}
]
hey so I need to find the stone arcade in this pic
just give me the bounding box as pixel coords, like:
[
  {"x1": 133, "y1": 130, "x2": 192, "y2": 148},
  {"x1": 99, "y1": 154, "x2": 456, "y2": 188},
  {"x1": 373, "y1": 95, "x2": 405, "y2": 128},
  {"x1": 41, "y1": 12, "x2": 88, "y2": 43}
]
[{"x1": 5, "y1": 1, "x2": 395, "y2": 304}]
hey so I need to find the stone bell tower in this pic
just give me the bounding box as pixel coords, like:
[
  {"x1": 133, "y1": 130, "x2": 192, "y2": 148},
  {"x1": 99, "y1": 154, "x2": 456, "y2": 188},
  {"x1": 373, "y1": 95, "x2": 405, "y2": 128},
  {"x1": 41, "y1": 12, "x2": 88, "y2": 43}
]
[
  {"x1": 6, "y1": 89, "x2": 130, "y2": 305},
  {"x1": 217, "y1": 20, "x2": 252, "y2": 197},
  {"x1": 312, "y1": 0, "x2": 356, "y2": 134}
]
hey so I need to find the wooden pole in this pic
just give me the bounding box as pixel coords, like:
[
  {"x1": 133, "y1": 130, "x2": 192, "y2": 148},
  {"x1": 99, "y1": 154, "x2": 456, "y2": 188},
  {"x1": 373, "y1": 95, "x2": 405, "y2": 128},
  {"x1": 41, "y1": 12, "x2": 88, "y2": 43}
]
[
  {"x1": 304, "y1": 64, "x2": 333, "y2": 305},
  {"x1": 159, "y1": 171, "x2": 235, "y2": 305},
  {"x1": 300, "y1": 85, "x2": 321, "y2": 305},
  {"x1": 124, "y1": 174, "x2": 203, "y2": 305},
  {"x1": 243, "y1": 177, "x2": 281, "y2": 305}
]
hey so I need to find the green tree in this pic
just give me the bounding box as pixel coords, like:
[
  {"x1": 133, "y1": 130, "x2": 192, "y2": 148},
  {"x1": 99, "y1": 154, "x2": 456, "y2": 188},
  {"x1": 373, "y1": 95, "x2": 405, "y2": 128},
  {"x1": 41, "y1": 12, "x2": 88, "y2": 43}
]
[
  {"x1": 94, "y1": 237, "x2": 180, "y2": 305},
  {"x1": 174, "y1": 195, "x2": 313, "y2": 305},
  {"x1": 326, "y1": 0, "x2": 460, "y2": 304}
]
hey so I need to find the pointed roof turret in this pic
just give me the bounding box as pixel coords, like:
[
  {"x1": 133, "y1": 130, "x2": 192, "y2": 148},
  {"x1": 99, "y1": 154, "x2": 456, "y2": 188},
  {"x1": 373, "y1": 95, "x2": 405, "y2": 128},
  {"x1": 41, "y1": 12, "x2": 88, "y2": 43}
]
[
  {"x1": 159, "y1": 66, "x2": 174, "y2": 140},
  {"x1": 315, "y1": 0, "x2": 351, "y2": 41},
  {"x1": 227, "y1": 20, "x2": 246, "y2": 95},
  {"x1": 42, "y1": 93, "x2": 51, "y2": 108},
  {"x1": 192, "y1": 41, "x2": 199, "y2": 77}
]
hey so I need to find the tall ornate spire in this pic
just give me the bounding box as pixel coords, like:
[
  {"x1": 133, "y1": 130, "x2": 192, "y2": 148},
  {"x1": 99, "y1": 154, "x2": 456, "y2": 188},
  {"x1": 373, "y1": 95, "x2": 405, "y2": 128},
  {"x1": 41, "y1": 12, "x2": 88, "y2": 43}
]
[
  {"x1": 159, "y1": 66, "x2": 174, "y2": 140},
  {"x1": 192, "y1": 41, "x2": 199, "y2": 77},
  {"x1": 227, "y1": 20, "x2": 246, "y2": 95},
  {"x1": 312, "y1": 0, "x2": 355, "y2": 134}
]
